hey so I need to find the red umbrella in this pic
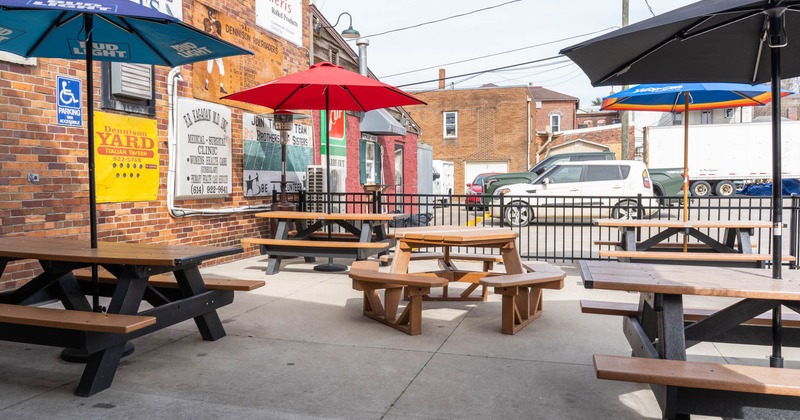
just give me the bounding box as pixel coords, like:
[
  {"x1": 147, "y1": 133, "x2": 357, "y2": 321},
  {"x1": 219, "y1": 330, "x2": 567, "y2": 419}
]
[
  {"x1": 223, "y1": 62, "x2": 426, "y2": 271},
  {"x1": 223, "y1": 61, "x2": 426, "y2": 212}
]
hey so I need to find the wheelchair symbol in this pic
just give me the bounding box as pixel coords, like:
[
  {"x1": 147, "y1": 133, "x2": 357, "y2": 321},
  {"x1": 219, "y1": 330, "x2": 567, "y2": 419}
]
[{"x1": 59, "y1": 81, "x2": 79, "y2": 106}]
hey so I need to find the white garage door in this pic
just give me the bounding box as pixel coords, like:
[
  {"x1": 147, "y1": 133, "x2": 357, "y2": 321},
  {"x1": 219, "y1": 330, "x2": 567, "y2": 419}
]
[{"x1": 464, "y1": 161, "x2": 509, "y2": 192}]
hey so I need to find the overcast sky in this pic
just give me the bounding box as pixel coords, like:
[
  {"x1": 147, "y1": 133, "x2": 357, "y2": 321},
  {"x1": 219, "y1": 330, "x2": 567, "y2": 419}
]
[{"x1": 314, "y1": 0, "x2": 697, "y2": 108}]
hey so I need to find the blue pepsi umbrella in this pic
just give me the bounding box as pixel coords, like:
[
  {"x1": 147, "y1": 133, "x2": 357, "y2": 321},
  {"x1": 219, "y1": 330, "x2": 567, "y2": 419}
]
[
  {"x1": 0, "y1": 0, "x2": 252, "y2": 311},
  {"x1": 0, "y1": 0, "x2": 252, "y2": 247}
]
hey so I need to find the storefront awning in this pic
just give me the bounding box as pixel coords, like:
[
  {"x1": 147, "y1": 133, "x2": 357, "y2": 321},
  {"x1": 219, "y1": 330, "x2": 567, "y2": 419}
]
[{"x1": 360, "y1": 108, "x2": 406, "y2": 136}]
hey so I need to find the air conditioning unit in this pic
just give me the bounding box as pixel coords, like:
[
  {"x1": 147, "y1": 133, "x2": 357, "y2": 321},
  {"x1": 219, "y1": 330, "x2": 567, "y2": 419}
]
[{"x1": 306, "y1": 165, "x2": 326, "y2": 212}]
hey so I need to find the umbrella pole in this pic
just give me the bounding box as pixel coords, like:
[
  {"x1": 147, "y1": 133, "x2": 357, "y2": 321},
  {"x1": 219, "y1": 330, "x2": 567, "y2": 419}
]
[
  {"x1": 682, "y1": 95, "x2": 689, "y2": 252},
  {"x1": 84, "y1": 14, "x2": 101, "y2": 313},
  {"x1": 314, "y1": 92, "x2": 346, "y2": 272},
  {"x1": 769, "y1": 44, "x2": 783, "y2": 368}
]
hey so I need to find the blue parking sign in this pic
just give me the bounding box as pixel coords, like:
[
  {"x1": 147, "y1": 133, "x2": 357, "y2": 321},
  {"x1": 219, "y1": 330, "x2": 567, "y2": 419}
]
[{"x1": 57, "y1": 76, "x2": 82, "y2": 127}]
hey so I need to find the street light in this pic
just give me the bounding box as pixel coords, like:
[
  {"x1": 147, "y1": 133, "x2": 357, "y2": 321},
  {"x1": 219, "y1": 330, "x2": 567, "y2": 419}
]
[{"x1": 315, "y1": 12, "x2": 360, "y2": 39}]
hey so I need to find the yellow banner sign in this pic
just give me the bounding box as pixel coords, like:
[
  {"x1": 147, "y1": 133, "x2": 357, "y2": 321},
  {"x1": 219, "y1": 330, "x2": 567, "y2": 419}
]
[{"x1": 94, "y1": 111, "x2": 159, "y2": 203}]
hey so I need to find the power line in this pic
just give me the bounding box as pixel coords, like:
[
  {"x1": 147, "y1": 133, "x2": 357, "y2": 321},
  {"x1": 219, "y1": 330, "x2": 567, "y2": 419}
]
[
  {"x1": 381, "y1": 27, "x2": 618, "y2": 79},
  {"x1": 398, "y1": 55, "x2": 566, "y2": 88},
  {"x1": 353, "y1": 0, "x2": 522, "y2": 40}
]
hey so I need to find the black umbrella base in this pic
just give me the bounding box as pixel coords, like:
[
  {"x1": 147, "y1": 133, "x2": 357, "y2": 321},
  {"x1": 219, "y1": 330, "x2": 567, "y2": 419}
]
[
  {"x1": 61, "y1": 342, "x2": 135, "y2": 363},
  {"x1": 313, "y1": 260, "x2": 348, "y2": 272}
]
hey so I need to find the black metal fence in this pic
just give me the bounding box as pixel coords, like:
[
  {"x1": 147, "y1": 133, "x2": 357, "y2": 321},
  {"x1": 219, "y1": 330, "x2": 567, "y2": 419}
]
[{"x1": 277, "y1": 190, "x2": 800, "y2": 268}]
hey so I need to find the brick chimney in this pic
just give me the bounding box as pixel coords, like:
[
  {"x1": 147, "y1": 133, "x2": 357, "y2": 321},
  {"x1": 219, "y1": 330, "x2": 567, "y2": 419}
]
[{"x1": 438, "y1": 69, "x2": 445, "y2": 90}]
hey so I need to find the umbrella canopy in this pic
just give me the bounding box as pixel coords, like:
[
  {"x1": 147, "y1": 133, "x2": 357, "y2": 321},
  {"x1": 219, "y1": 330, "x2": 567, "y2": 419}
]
[
  {"x1": 601, "y1": 82, "x2": 787, "y2": 112},
  {"x1": 561, "y1": 0, "x2": 800, "y2": 280},
  {"x1": 601, "y1": 82, "x2": 791, "y2": 225},
  {"x1": 223, "y1": 61, "x2": 426, "y2": 210},
  {"x1": 0, "y1": 0, "x2": 252, "y2": 310},
  {"x1": 561, "y1": 0, "x2": 800, "y2": 367},
  {"x1": 0, "y1": 0, "x2": 248, "y2": 67}
]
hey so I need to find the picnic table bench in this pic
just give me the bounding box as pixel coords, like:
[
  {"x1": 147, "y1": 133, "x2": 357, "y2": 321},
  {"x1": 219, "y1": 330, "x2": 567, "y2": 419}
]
[{"x1": 243, "y1": 211, "x2": 403, "y2": 275}]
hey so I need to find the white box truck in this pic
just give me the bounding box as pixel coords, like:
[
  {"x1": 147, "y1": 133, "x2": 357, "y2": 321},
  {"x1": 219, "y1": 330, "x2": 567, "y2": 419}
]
[
  {"x1": 645, "y1": 121, "x2": 800, "y2": 196},
  {"x1": 432, "y1": 160, "x2": 454, "y2": 204}
]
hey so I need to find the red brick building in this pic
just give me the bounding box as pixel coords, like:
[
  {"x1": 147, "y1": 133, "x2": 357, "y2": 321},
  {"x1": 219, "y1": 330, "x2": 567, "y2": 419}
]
[{"x1": 409, "y1": 83, "x2": 579, "y2": 191}]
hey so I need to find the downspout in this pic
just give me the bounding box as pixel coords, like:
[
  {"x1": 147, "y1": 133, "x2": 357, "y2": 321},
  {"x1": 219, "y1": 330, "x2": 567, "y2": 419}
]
[
  {"x1": 536, "y1": 132, "x2": 554, "y2": 163},
  {"x1": 308, "y1": 1, "x2": 314, "y2": 66},
  {"x1": 167, "y1": 67, "x2": 270, "y2": 217},
  {"x1": 526, "y1": 97, "x2": 531, "y2": 169}
]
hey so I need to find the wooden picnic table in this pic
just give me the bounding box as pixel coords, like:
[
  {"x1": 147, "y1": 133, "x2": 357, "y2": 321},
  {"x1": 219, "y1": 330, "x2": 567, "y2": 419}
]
[
  {"x1": 0, "y1": 236, "x2": 242, "y2": 396},
  {"x1": 244, "y1": 211, "x2": 405, "y2": 275},
  {"x1": 593, "y1": 218, "x2": 788, "y2": 267},
  {"x1": 580, "y1": 260, "x2": 800, "y2": 418},
  {"x1": 388, "y1": 226, "x2": 564, "y2": 333}
]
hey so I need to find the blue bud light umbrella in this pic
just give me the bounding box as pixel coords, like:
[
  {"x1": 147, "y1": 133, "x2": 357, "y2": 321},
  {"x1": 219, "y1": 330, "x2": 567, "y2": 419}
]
[
  {"x1": 601, "y1": 82, "x2": 791, "y2": 226},
  {"x1": 0, "y1": 0, "x2": 252, "y2": 310}
]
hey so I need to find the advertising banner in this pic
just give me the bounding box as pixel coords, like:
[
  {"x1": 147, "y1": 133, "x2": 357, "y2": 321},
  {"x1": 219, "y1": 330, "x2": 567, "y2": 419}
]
[
  {"x1": 193, "y1": 2, "x2": 283, "y2": 110},
  {"x1": 175, "y1": 98, "x2": 232, "y2": 198},
  {"x1": 93, "y1": 111, "x2": 159, "y2": 203},
  {"x1": 242, "y1": 112, "x2": 312, "y2": 197}
]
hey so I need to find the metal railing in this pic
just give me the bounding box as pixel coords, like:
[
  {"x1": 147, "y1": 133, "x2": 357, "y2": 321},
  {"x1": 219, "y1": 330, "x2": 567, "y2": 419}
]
[{"x1": 287, "y1": 190, "x2": 799, "y2": 267}]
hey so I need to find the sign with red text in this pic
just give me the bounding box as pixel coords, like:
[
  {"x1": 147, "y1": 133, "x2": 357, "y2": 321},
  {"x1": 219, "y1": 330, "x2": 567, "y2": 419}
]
[
  {"x1": 93, "y1": 111, "x2": 159, "y2": 203},
  {"x1": 175, "y1": 98, "x2": 232, "y2": 198},
  {"x1": 255, "y1": 0, "x2": 303, "y2": 46}
]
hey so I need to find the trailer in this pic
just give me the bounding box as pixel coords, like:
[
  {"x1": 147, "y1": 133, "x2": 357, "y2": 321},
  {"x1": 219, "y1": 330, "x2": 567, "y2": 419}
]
[
  {"x1": 645, "y1": 121, "x2": 800, "y2": 196},
  {"x1": 432, "y1": 160, "x2": 454, "y2": 204}
]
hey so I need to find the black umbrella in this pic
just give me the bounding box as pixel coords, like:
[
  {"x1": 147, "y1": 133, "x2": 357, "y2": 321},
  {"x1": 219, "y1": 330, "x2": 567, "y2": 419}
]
[{"x1": 561, "y1": 0, "x2": 798, "y2": 367}]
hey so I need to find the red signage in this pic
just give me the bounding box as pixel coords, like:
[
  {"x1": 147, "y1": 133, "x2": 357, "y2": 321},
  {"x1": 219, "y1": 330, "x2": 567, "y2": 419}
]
[{"x1": 328, "y1": 110, "x2": 345, "y2": 140}]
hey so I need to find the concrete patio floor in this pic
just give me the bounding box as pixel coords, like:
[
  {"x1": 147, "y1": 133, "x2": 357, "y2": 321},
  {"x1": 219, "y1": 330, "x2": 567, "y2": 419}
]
[{"x1": 1, "y1": 255, "x2": 798, "y2": 419}]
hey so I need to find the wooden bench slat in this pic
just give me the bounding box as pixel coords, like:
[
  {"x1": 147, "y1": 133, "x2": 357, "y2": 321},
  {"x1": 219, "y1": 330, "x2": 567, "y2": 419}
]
[
  {"x1": 0, "y1": 303, "x2": 156, "y2": 334},
  {"x1": 579, "y1": 299, "x2": 800, "y2": 327},
  {"x1": 242, "y1": 238, "x2": 390, "y2": 249},
  {"x1": 349, "y1": 261, "x2": 448, "y2": 288},
  {"x1": 378, "y1": 253, "x2": 502, "y2": 263},
  {"x1": 73, "y1": 269, "x2": 265, "y2": 292},
  {"x1": 593, "y1": 354, "x2": 800, "y2": 397},
  {"x1": 599, "y1": 250, "x2": 796, "y2": 262},
  {"x1": 480, "y1": 270, "x2": 566, "y2": 288},
  {"x1": 593, "y1": 240, "x2": 757, "y2": 249}
]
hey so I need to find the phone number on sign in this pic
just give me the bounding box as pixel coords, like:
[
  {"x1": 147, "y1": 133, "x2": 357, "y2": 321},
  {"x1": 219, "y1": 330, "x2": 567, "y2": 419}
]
[{"x1": 190, "y1": 185, "x2": 229, "y2": 195}]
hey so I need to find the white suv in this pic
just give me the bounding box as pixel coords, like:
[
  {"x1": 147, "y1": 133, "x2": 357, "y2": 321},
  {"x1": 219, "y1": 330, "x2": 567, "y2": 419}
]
[{"x1": 490, "y1": 160, "x2": 654, "y2": 227}]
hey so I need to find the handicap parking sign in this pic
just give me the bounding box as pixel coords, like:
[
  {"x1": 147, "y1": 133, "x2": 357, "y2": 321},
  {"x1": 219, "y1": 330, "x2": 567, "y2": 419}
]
[{"x1": 57, "y1": 76, "x2": 82, "y2": 127}]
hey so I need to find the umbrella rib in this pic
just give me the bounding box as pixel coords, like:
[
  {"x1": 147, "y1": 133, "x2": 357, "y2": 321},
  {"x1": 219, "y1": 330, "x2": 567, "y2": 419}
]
[
  {"x1": 111, "y1": 16, "x2": 172, "y2": 66},
  {"x1": 340, "y1": 85, "x2": 367, "y2": 112},
  {"x1": 27, "y1": 11, "x2": 77, "y2": 57},
  {"x1": 273, "y1": 84, "x2": 307, "y2": 110}
]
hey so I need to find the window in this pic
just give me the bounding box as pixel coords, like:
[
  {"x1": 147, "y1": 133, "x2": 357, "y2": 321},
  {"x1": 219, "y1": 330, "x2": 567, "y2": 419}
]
[
  {"x1": 394, "y1": 144, "x2": 404, "y2": 194},
  {"x1": 101, "y1": 62, "x2": 155, "y2": 116},
  {"x1": 725, "y1": 108, "x2": 735, "y2": 118},
  {"x1": 359, "y1": 137, "x2": 381, "y2": 185},
  {"x1": 546, "y1": 165, "x2": 582, "y2": 184},
  {"x1": 443, "y1": 111, "x2": 457, "y2": 138},
  {"x1": 550, "y1": 114, "x2": 561, "y2": 132},
  {"x1": 701, "y1": 110, "x2": 712, "y2": 124},
  {"x1": 585, "y1": 165, "x2": 621, "y2": 182},
  {"x1": 329, "y1": 48, "x2": 339, "y2": 65},
  {"x1": 673, "y1": 112, "x2": 683, "y2": 125}
]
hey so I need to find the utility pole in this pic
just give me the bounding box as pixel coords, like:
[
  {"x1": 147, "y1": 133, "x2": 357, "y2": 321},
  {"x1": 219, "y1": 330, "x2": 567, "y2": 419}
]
[{"x1": 620, "y1": 0, "x2": 630, "y2": 159}]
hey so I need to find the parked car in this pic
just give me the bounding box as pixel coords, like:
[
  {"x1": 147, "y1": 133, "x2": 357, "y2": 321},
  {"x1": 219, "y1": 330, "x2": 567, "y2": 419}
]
[
  {"x1": 481, "y1": 151, "x2": 616, "y2": 204},
  {"x1": 490, "y1": 160, "x2": 654, "y2": 227},
  {"x1": 465, "y1": 172, "x2": 497, "y2": 210}
]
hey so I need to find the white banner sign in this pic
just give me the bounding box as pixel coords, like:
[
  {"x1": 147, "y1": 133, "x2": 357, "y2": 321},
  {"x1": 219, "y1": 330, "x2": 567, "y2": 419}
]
[
  {"x1": 255, "y1": 0, "x2": 303, "y2": 47},
  {"x1": 242, "y1": 112, "x2": 312, "y2": 197},
  {"x1": 175, "y1": 98, "x2": 232, "y2": 198}
]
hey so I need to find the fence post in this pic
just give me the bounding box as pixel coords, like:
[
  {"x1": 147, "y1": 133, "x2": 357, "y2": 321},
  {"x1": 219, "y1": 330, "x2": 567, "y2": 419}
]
[
  {"x1": 499, "y1": 195, "x2": 506, "y2": 227},
  {"x1": 791, "y1": 194, "x2": 799, "y2": 269},
  {"x1": 636, "y1": 193, "x2": 642, "y2": 242},
  {"x1": 372, "y1": 190, "x2": 380, "y2": 214}
]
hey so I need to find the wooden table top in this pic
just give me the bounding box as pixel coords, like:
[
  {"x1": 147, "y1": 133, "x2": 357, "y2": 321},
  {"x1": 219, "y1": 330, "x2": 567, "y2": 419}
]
[
  {"x1": 393, "y1": 226, "x2": 518, "y2": 246},
  {"x1": 593, "y1": 219, "x2": 773, "y2": 229},
  {"x1": 0, "y1": 236, "x2": 242, "y2": 267},
  {"x1": 580, "y1": 260, "x2": 800, "y2": 300},
  {"x1": 254, "y1": 211, "x2": 406, "y2": 221}
]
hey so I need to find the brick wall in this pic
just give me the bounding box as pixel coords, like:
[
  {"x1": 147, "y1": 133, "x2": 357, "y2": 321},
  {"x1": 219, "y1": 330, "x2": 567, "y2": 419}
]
[
  {"x1": 0, "y1": 1, "x2": 311, "y2": 288},
  {"x1": 409, "y1": 86, "x2": 532, "y2": 192},
  {"x1": 536, "y1": 99, "x2": 577, "y2": 132},
  {"x1": 536, "y1": 125, "x2": 635, "y2": 160}
]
